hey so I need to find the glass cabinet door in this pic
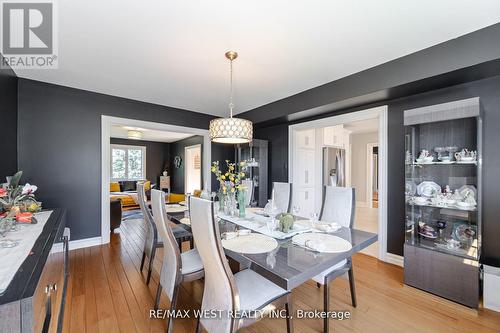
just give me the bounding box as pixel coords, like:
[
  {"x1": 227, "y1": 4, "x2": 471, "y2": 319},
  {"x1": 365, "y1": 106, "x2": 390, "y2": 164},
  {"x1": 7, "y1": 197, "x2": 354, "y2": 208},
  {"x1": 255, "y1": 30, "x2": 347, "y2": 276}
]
[{"x1": 404, "y1": 117, "x2": 479, "y2": 260}]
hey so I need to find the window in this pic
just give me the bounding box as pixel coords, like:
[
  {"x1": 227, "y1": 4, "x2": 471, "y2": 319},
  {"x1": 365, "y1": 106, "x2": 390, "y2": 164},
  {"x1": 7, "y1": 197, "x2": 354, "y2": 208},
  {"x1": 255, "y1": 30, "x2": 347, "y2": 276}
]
[{"x1": 110, "y1": 144, "x2": 146, "y2": 181}]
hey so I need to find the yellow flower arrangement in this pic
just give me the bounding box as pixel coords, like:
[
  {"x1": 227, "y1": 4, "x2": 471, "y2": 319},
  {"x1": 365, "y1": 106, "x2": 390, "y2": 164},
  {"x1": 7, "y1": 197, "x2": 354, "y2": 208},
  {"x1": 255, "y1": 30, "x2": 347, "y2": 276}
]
[{"x1": 211, "y1": 160, "x2": 249, "y2": 195}]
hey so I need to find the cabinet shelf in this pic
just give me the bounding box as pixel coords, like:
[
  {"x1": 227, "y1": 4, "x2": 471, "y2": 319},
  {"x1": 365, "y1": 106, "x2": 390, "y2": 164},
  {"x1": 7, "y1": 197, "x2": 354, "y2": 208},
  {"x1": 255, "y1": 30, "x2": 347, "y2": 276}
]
[
  {"x1": 406, "y1": 161, "x2": 477, "y2": 166},
  {"x1": 405, "y1": 236, "x2": 478, "y2": 261},
  {"x1": 406, "y1": 201, "x2": 477, "y2": 212}
]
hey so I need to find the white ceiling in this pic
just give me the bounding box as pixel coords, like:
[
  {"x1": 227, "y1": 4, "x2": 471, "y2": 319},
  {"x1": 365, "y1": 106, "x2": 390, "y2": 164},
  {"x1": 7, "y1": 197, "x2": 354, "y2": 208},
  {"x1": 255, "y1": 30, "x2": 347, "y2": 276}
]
[
  {"x1": 110, "y1": 125, "x2": 193, "y2": 143},
  {"x1": 14, "y1": 1, "x2": 500, "y2": 116}
]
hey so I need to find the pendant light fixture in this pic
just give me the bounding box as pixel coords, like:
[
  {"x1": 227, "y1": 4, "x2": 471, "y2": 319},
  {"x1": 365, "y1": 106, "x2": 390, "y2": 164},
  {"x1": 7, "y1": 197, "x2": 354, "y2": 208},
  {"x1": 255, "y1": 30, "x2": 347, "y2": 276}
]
[{"x1": 209, "y1": 51, "x2": 253, "y2": 144}]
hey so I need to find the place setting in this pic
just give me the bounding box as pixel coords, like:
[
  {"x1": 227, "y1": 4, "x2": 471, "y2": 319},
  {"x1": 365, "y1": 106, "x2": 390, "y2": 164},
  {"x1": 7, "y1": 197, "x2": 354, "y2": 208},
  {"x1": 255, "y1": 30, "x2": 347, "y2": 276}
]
[
  {"x1": 164, "y1": 203, "x2": 188, "y2": 213},
  {"x1": 221, "y1": 229, "x2": 279, "y2": 254}
]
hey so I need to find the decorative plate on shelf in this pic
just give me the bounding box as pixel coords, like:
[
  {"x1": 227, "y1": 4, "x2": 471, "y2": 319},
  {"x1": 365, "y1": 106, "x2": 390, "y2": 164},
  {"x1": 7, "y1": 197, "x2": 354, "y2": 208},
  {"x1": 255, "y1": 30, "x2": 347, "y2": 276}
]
[
  {"x1": 417, "y1": 181, "x2": 441, "y2": 198},
  {"x1": 457, "y1": 185, "x2": 477, "y2": 201},
  {"x1": 405, "y1": 180, "x2": 417, "y2": 196},
  {"x1": 452, "y1": 222, "x2": 476, "y2": 242}
]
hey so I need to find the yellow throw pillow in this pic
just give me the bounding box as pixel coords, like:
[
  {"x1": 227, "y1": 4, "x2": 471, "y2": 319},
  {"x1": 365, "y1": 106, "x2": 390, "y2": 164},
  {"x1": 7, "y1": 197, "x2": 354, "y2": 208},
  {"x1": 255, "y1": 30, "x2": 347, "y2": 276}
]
[
  {"x1": 193, "y1": 190, "x2": 202, "y2": 197},
  {"x1": 143, "y1": 180, "x2": 151, "y2": 191},
  {"x1": 110, "y1": 182, "x2": 120, "y2": 192},
  {"x1": 168, "y1": 193, "x2": 185, "y2": 203}
]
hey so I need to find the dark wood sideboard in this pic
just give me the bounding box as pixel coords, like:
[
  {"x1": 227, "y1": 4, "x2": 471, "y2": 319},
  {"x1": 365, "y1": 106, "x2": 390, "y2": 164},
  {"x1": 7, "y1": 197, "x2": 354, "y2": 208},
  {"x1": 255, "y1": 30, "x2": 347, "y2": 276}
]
[{"x1": 0, "y1": 209, "x2": 69, "y2": 333}]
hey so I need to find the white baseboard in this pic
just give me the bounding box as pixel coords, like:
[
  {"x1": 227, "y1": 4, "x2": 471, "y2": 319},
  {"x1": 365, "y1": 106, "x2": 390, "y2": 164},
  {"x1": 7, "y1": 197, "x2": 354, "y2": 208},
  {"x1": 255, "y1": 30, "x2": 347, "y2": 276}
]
[
  {"x1": 385, "y1": 253, "x2": 404, "y2": 267},
  {"x1": 51, "y1": 236, "x2": 102, "y2": 253},
  {"x1": 484, "y1": 265, "x2": 500, "y2": 312}
]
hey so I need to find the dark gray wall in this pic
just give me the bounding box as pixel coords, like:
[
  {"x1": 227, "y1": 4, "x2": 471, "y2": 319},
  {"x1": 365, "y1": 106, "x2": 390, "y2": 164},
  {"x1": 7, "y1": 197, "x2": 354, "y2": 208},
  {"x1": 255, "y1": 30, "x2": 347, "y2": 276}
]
[
  {"x1": 254, "y1": 75, "x2": 500, "y2": 266},
  {"x1": 110, "y1": 138, "x2": 170, "y2": 185},
  {"x1": 0, "y1": 54, "x2": 18, "y2": 179},
  {"x1": 253, "y1": 124, "x2": 288, "y2": 198},
  {"x1": 17, "y1": 79, "x2": 214, "y2": 241},
  {"x1": 169, "y1": 136, "x2": 204, "y2": 194},
  {"x1": 244, "y1": 23, "x2": 500, "y2": 125},
  {"x1": 210, "y1": 143, "x2": 237, "y2": 192}
]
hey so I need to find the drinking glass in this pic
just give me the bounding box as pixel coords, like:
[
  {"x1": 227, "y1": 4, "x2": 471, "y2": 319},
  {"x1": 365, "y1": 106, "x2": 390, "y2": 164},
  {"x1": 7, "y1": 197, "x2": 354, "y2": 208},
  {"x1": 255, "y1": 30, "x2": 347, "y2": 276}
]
[
  {"x1": 310, "y1": 212, "x2": 320, "y2": 227},
  {"x1": 292, "y1": 205, "x2": 301, "y2": 217},
  {"x1": 266, "y1": 216, "x2": 277, "y2": 233}
]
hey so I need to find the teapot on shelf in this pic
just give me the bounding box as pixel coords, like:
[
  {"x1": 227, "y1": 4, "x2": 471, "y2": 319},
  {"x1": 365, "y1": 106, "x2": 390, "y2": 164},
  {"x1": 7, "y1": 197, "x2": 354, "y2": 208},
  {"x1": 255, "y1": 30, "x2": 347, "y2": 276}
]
[{"x1": 454, "y1": 148, "x2": 476, "y2": 162}]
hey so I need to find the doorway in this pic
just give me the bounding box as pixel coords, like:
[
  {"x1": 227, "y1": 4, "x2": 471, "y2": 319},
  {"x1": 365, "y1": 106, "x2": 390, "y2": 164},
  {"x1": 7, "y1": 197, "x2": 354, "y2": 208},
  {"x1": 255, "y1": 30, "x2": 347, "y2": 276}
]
[
  {"x1": 184, "y1": 144, "x2": 202, "y2": 194},
  {"x1": 288, "y1": 106, "x2": 389, "y2": 262},
  {"x1": 367, "y1": 143, "x2": 379, "y2": 209},
  {"x1": 101, "y1": 116, "x2": 211, "y2": 245}
]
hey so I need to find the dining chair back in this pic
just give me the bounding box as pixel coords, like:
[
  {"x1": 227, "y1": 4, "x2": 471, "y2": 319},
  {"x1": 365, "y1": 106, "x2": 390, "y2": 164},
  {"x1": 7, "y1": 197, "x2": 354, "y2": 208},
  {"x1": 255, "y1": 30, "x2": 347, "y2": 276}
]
[
  {"x1": 319, "y1": 186, "x2": 355, "y2": 228},
  {"x1": 137, "y1": 182, "x2": 159, "y2": 284},
  {"x1": 151, "y1": 189, "x2": 182, "y2": 300},
  {"x1": 316, "y1": 186, "x2": 357, "y2": 333},
  {"x1": 190, "y1": 196, "x2": 237, "y2": 333},
  {"x1": 272, "y1": 182, "x2": 292, "y2": 213}
]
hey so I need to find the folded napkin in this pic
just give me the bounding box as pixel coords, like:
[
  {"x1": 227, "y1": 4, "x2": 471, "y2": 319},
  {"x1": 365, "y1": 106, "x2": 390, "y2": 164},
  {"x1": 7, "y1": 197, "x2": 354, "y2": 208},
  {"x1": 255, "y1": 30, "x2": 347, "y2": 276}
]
[
  {"x1": 315, "y1": 222, "x2": 341, "y2": 233},
  {"x1": 291, "y1": 233, "x2": 352, "y2": 253},
  {"x1": 303, "y1": 240, "x2": 330, "y2": 252}
]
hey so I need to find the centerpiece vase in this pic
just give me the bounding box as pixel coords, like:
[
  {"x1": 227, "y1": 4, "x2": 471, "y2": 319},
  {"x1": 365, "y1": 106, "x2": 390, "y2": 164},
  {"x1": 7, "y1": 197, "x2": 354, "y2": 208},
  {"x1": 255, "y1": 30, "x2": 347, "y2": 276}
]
[
  {"x1": 218, "y1": 190, "x2": 226, "y2": 212},
  {"x1": 238, "y1": 190, "x2": 246, "y2": 218},
  {"x1": 227, "y1": 192, "x2": 237, "y2": 216}
]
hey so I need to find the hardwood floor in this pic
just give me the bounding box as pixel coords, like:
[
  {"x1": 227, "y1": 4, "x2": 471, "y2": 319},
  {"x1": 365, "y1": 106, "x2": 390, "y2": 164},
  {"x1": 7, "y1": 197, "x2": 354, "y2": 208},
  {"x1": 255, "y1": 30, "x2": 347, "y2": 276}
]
[
  {"x1": 354, "y1": 206, "x2": 378, "y2": 258},
  {"x1": 62, "y1": 217, "x2": 500, "y2": 333}
]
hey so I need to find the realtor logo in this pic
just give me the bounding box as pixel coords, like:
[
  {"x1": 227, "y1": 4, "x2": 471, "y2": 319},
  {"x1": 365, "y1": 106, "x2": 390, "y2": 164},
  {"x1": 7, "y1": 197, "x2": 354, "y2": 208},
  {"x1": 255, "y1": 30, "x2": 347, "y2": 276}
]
[{"x1": 1, "y1": 0, "x2": 58, "y2": 69}]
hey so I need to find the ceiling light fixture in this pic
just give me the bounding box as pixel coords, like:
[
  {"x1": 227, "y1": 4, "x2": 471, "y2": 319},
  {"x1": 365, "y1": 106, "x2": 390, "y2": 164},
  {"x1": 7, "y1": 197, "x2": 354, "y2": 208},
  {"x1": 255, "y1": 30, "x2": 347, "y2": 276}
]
[
  {"x1": 127, "y1": 130, "x2": 143, "y2": 139},
  {"x1": 209, "y1": 51, "x2": 253, "y2": 144}
]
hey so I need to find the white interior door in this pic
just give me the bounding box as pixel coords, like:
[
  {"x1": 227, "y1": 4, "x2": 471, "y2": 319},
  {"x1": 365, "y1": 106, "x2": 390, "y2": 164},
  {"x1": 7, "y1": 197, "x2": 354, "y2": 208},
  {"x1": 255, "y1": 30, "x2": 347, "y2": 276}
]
[
  {"x1": 185, "y1": 144, "x2": 202, "y2": 194},
  {"x1": 292, "y1": 129, "x2": 316, "y2": 217}
]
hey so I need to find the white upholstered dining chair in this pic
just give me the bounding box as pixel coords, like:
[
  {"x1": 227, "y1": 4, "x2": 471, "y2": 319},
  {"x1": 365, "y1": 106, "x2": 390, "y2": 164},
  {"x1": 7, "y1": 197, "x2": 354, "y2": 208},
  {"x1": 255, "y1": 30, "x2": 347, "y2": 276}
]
[
  {"x1": 150, "y1": 189, "x2": 204, "y2": 333},
  {"x1": 272, "y1": 182, "x2": 292, "y2": 213},
  {"x1": 137, "y1": 182, "x2": 192, "y2": 285},
  {"x1": 314, "y1": 186, "x2": 356, "y2": 333},
  {"x1": 189, "y1": 196, "x2": 293, "y2": 333}
]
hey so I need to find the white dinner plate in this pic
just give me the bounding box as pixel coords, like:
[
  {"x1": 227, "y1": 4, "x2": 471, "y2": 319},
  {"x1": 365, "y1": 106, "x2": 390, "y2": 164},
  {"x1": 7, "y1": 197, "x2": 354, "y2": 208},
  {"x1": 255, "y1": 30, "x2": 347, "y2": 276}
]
[
  {"x1": 292, "y1": 233, "x2": 352, "y2": 253},
  {"x1": 417, "y1": 181, "x2": 441, "y2": 198},
  {"x1": 222, "y1": 233, "x2": 278, "y2": 254}
]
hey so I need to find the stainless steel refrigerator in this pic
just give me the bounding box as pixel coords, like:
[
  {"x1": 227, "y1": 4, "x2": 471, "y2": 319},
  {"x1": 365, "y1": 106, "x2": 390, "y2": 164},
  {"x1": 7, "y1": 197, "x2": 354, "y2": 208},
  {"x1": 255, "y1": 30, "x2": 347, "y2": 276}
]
[{"x1": 323, "y1": 147, "x2": 346, "y2": 187}]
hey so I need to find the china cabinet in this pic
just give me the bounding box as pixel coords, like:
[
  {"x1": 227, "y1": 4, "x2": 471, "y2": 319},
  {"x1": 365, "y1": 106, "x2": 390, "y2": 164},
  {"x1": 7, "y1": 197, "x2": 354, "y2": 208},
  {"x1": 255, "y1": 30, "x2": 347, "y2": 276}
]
[
  {"x1": 403, "y1": 97, "x2": 482, "y2": 308},
  {"x1": 235, "y1": 139, "x2": 268, "y2": 207}
]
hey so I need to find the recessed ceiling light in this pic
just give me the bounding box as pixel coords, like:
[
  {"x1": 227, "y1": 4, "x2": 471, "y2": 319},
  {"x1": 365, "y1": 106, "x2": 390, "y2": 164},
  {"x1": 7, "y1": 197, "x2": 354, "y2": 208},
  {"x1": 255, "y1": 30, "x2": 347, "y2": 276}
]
[
  {"x1": 127, "y1": 130, "x2": 143, "y2": 139},
  {"x1": 123, "y1": 126, "x2": 147, "y2": 131}
]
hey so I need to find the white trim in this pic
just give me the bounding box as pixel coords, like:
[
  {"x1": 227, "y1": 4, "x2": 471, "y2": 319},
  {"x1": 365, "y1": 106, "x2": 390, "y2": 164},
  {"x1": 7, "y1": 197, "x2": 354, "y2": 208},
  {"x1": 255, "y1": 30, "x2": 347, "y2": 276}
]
[
  {"x1": 184, "y1": 144, "x2": 202, "y2": 194},
  {"x1": 366, "y1": 142, "x2": 378, "y2": 208},
  {"x1": 102, "y1": 116, "x2": 211, "y2": 245},
  {"x1": 51, "y1": 236, "x2": 102, "y2": 253},
  {"x1": 110, "y1": 144, "x2": 147, "y2": 181},
  {"x1": 385, "y1": 253, "x2": 404, "y2": 267},
  {"x1": 288, "y1": 106, "x2": 390, "y2": 263}
]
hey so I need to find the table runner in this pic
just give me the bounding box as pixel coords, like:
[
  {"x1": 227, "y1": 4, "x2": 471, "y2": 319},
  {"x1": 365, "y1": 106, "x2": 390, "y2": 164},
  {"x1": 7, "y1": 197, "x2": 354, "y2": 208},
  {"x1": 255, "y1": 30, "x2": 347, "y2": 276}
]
[
  {"x1": 218, "y1": 210, "x2": 312, "y2": 240},
  {"x1": 0, "y1": 210, "x2": 53, "y2": 294}
]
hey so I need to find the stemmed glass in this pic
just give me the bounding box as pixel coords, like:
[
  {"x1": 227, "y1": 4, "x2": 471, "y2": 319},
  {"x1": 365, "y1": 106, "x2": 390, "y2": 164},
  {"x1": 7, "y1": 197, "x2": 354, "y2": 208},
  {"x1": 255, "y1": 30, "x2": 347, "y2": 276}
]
[
  {"x1": 266, "y1": 216, "x2": 277, "y2": 233},
  {"x1": 292, "y1": 205, "x2": 301, "y2": 217},
  {"x1": 310, "y1": 212, "x2": 320, "y2": 228}
]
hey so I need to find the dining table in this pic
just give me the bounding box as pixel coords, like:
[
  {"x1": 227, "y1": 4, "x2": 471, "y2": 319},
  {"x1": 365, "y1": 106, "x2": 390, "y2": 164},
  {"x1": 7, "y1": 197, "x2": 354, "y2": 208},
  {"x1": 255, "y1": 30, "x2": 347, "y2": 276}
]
[{"x1": 166, "y1": 208, "x2": 377, "y2": 291}]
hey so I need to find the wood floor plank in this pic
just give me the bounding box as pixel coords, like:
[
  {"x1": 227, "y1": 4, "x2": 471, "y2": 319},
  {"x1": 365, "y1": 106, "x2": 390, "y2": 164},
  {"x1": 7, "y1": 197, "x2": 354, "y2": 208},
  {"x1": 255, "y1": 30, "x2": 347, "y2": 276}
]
[
  {"x1": 84, "y1": 246, "x2": 99, "y2": 333},
  {"x1": 62, "y1": 216, "x2": 500, "y2": 333},
  {"x1": 69, "y1": 249, "x2": 86, "y2": 333},
  {"x1": 61, "y1": 250, "x2": 75, "y2": 333}
]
